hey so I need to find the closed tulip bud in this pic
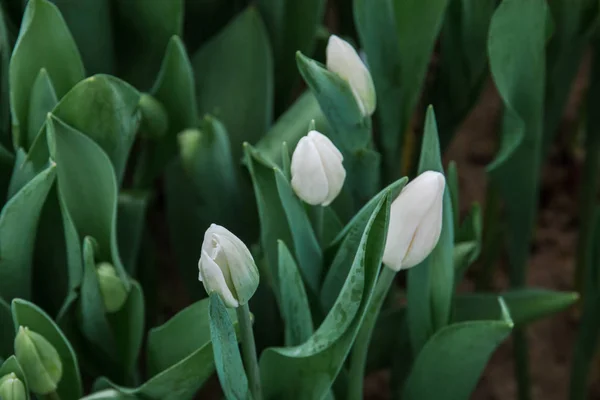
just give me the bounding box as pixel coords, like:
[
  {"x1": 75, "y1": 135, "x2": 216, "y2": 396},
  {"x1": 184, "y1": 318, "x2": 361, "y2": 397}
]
[
  {"x1": 96, "y1": 262, "x2": 128, "y2": 313},
  {"x1": 291, "y1": 130, "x2": 346, "y2": 206},
  {"x1": 326, "y1": 35, "x2": 376, "y2": 117},
  {"x1": 0, "y1": 373, "x2": 26, "y2": 400},
  {"x1": 14, "y1": 326, "x2": 63, "y2": 395},
  {"x1": 383, "y1": 171, "x2": 445, "y2": 271},
  {"x1": 198, "y1": 224, "x2": 259, "y2": 308}
]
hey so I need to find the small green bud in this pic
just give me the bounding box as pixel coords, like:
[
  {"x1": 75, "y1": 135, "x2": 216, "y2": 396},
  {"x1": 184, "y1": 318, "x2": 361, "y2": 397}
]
[
  {"x1": 138, "y1": 93, "x2": 169, "y2": 140},
  {"x1": 96, "y1": 262, "x2": 128, "y2": 313},
  {"x1": 14, "y1": 326, "x2": 63, "y2": 395},
  {"x1": 0, "y1": 373, "x2": 27, "y2": 400}
]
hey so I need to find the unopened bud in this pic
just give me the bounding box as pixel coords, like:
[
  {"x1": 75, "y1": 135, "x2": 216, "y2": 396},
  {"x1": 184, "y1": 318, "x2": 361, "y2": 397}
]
[
  {"x1": 96, "y1": 262, "x2": 128, "y2": 313},
  {"x1": 0, "y1": 373, "x2": 27, "y2": 400}
]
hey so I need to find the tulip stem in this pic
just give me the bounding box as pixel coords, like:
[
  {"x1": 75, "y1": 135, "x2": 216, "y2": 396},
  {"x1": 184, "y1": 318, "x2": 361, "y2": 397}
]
[
  {"x1": 237, "y1": 303, "x2": 263, "y2": 400},
  {"x1": 347, "y1": 266, "x2": 396, "y2": 400}
]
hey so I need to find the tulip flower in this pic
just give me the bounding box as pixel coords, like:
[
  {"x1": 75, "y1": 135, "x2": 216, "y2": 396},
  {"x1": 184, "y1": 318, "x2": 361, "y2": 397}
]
[
  {"x1": 326, "y1": 35, "x2": 376, "y2": 117},
  {"x1": 198, "y1": 224, "x2": 259, "y2": 308},
  {"x1": 291, "y1": 130, "x2": 346, "y2": 206},
  {"x1": 96, "y1": 262, "x2": 128, "y2": 313},
  {"x1": 14, "y1": 326, "x2": 63, "y2": 395},
  {"x1": 0, "y1": 373, "x2": 26, "y2": 400},
  {"x1": 383, "y1": 171, "x2": 445, "y2": 271}
]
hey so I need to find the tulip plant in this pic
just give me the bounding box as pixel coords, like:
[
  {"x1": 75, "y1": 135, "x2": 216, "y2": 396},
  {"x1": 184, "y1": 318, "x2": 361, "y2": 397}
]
[{"x1": 0, "y1": 0, "x2": 595, "y2": 399}]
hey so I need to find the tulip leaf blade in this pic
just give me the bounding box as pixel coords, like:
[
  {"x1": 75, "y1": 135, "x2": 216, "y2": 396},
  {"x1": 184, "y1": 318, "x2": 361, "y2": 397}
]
[
  {"x1": 27, "y1": 68, "x2": 58, "y2": 147},
  {"x1": 453, "y1": 203, "x2": 483, "y2": 282},
  {"x1": 0, "y1": 298, "x2": 12, "y2": 360},
  {"x1": 402, "y1": 319, "x2": 512, "y2": 400},
  {"x1": 259, "y1": 190, "x2": 390, "y2": 399},
  {"x1": 278, "y1": 240, "x2": 314, "y2": 346},
  {"x1": 11, "y1": 298, "x2": 83, "y2": 400},
  {"x1": 192, "y1": 6, "x2": 273, "y2": 164},
  {"x1": 9, "y1": 0, "x2": 85, "y2": 149},
  {"x1": 454, "y1": 289, "x2": 578, "y2": 327},
  {"x1": 209, "y1": 294, "x2": 250, "y2": 400},
  {"x1": 407, "y1": 106, "x2": 454, "y2": 355}
]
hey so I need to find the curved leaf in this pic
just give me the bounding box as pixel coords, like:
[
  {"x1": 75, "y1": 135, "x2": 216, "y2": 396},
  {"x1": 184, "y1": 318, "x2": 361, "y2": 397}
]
[
  {"x1": 0, "y1": 356, "x2": 30, "y2": 400},
  {"x1": 0, "y1": 298, "x2": 11, "y2": 360},
  {"x1": 27, "y1": 68, "x2": 57, "y2": 147}
]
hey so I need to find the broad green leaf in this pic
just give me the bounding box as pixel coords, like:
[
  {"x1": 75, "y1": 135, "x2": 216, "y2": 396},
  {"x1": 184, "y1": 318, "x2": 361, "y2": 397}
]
[
  {"x1": 274, "y1": 169, "x2": 322, "y2": 293},
  {"x1": 166, "y1": 117, "x2": 242, "y2": 297},
  {"x1": 353, "y1": 0, "x2": 403, "y2": 179},
  {"x1": 51, "y1": 75, "x2": 141, "y2": 183},
  {"x1": 192, "y1": 7, "x2": 273, "y2": 163},
  {"x1": 9, "y1": 0, "x2": 84, "y2": 149},
  {"x1": 135, "y1": 36, "x2": 198, "y2": 188},
  {"x1": 11, "y1": 298, "x2": 82, "y2": 400},
  {"x1": 113, "y1": 0, "x2": 183, "y2": 89},
  {"x1": 0, "y1": 298, "x2": 11, "y2": 359},
  {"x1": 320, "y1": 177, "x2": 407, "y2": 311},
  {"x1": 487, "y1": 0, "x2": 547, "y2": 287},
  {"x1": 259, "y1": 191, "x2": 391, "y2": 399},
  {"x1": 454, "y1": 289, "x2": 578, "y2": 327},
  {"x1": 209, "y1": 294, "x2": 249, "y2": 400},
  {"x1": 402, "y1": 319, "x2": 512, "y2": 400},
  {"x1": 0, "y1": 162, "x2": 55, "y2": 301},
  {"x1": 0, "y1": 356, "x2": 30, "y2": 400},
  {"x1": 117, "y1": 192, "x2": 148, "y2": 275},
  {"x1": 47, "y1": 114, "x2": 129, "y2": 287},
  {"x1": 373, "y1": 0, "x2": 448, "y2": 179},
  {"x1": 0, "y1": 3, "x2": 12, "y2": 147},
  {"x1": 543, "y1": 0, "x2": 598, "y2": 154},
  {"x1": 51, "y1": 0, "x2": 114, "y2": 75},
  {"x1": 431, "y1": 0, "x2": 496, "y2": 150},
  {"x1": 27, "y1": 68, "x2": 57, "y2": 147},
  {"x1": 278, "y1": 241, "x2": 314, "y2": 346},
  {"x1": 257, "y1": 0, "x2": 326, "y2": 103},
  {"x1": 407, "y1": 107, "x2": 454, "y2": 354},
  {"x1": 256, "y1": 91, "x2": 329, "y2": 166}
]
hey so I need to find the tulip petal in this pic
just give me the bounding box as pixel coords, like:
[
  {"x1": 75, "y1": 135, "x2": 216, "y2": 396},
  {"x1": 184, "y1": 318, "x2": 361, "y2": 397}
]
[
  {"x1": 199, "y1": 250, "x2": 239, "y2": 308},
  {"x1": 216, "y1": 233, "x2": 259, "y2": 305},
  {"x1": 309, "y1": 132, "x2": 346, "y2": 206},
  {"x1": 291, "y1": 136, "x2": 329, "y2": 205}
]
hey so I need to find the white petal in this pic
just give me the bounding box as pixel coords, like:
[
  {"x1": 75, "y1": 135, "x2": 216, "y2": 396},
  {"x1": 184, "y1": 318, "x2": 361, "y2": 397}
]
[
  {"x1": 308, "y1": 130, "x2": 343, "y2": 162},
  {"x1": 326, "y1": 35, "x2": 376, "y2": 117},
  {"x1": 199, "y1": 250, "x2": 239, "y2": 308},
  {"x1": 216, "y1": 233, "x2": 259, "y2": 305},
  {"x1": 401, "y1": 191, "x2": 444, "y2": 268},
  {"x1": 310, "y1": 133, "x2": 346, "y2": 206},
  {"x1": 291, "y1": 136, "x2": 329, "y2": 205}
]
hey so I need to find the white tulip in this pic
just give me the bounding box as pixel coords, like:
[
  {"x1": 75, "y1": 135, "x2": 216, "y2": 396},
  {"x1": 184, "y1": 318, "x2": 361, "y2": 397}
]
[
  {"x1": 198, "y1": 224, "x2": 259, "y2": 308},
  {"x1": 383, "y1": 171, "x2": 445, "y2": 271},
  {"x1": 326, "y1": 35, "x2": 376, "y2": 117},
  {"x1": 291, "y1": 130, "x2": 346, "y2": 206}
]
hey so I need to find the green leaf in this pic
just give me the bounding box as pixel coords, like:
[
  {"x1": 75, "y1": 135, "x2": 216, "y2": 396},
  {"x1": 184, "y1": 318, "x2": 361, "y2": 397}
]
[
  {"x1": 402, "y1": 318, "x2": 512, "y2": 400},
  {"x1": 454, "y1": 289, "x2": 578, "y2": 327},
  {"x1": 255, "y1": 91, "x2": 329, "y2": 166},
  {"x1": 453, "y1": 203, "x2": 482, "y2": 281},
  {"x1": 27, "y1": 68, "x2": 57, "y2": 147},
  {"x1": 320, "y1": 177, "x2": 407, "y2": 311},
  {"x1": 259, "y1": 191, "x2": 391, "y2": 399},
  {"x1": 9, "y1": 0, "x2": 84, "y2": 149},
  {"x1": 11, "y1": 298, "x2": 82, "y2": 400},
  {"x1": 166, "y1": 117, "x2": 242, "y2": 298},
  {"x1": 81, "y1": 389, "x2": 136, "y2": 400},
  {"x1": 0, "y1": 4, "x2": 12, "y2": 147},
  {"x1": 447, "y1": 161, "x2": 459, "y2": 230},
  {"x1": 135, "y1": 35, "x2": 198, "y2": 188},
  {"x1": 407, "y1": 107, "x2": 454, "y2": 354},
  {"x1": 274, "y1": 168, "x2": 322, "y2": 293},
  {"x1": 51, "y1": 0, "x2": 114, "y2": 75},
  {"x1": 0, "y1": 162, "x2": 55, "y2": 301},
  {"x1": 0, "y1": 298, "x2": 12, "y2": 360},
  {"x1": 51, "y1": 75, "x2": 141, "y2": 183},
  {"x1": 117, "y1": 192, "x2": 149, "y2": 275},
  {"x1": 487, "y1": 0, "x2": 547, "y2": 286},
  {"x1": 278, "y1": 241, "x2": 314, "y2": 346},
  {"x1": 113, "y1": 0, "x2": 183, "y2": 89},
  {"x1": 209, "y1": 294, "x2": 249, "y2": 400},
  {"x1": 431, "y1": 0, "x2": 496, "y2": 149},
  {"x1": 257, "y1": 0, "x2": 326, "y2": 103},
  {"x1": 192, "y1": 7, "x2": 273, "y2": 163},
  {"x1": 47, "y1": 114, "x2": 129, "y2": 287},
  {"x1": 0, "y1": 356, "x2": 30, "y2": 400}
]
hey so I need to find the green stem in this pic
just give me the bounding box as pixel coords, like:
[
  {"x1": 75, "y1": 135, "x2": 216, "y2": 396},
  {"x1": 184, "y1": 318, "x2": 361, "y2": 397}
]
[
  {"x1": 514, "y1": 329, "x2": 531, "y2": 400},
  {"x1": 347, "y1": 266, "x2": 396, "y2": 400},
  {"x1": 236, "y1": 303, "x2": 263, "y2": 400}
]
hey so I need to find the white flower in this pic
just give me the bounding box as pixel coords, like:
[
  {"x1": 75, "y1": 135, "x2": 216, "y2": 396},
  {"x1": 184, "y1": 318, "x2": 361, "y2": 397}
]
[
  {"x1": 383, "y1": 171, "x2": 445, "y2": 271},
  {"x1": 198, "y1": 224, "x2": 259, "y2": 308},
  {"x1": 326, "y1": 35, "x2": 376, "y2": 117},
  {"x1": 291, "y1": 130, "x2": 346, "y2": 206}
]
